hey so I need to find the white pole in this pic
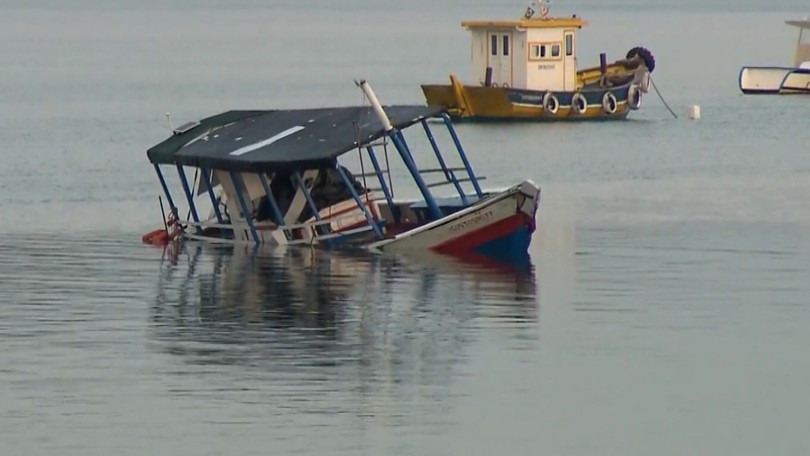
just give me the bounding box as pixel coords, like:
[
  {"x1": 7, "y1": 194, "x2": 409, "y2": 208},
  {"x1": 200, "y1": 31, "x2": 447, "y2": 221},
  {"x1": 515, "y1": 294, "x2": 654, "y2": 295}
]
[{"x1": 357, "y1": 79, "x2": 394, "y2": 132}]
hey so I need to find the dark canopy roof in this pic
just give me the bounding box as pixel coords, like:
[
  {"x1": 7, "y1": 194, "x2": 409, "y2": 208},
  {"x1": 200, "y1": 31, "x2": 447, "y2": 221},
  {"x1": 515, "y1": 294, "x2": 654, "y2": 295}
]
[{"x1": 147, "y1": 105, "x2": 444, "y2": 172}]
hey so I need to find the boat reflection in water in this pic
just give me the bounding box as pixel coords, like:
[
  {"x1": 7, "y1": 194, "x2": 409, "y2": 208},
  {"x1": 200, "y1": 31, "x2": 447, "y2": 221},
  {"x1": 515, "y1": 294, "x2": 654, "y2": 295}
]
[{"x1": 150, "y1": 243, "x2": 538, "y2": 374}]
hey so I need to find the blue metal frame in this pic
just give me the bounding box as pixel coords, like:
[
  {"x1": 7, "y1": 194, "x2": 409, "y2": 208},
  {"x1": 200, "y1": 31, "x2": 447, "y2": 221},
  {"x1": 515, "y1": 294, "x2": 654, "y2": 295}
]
[
  {"x1": 257, "y1": 172, "x2": 291, "y2": 241},
  {"x1": 228, "y1": 171, "x2": 260, "y2": 244},
  {"x1": 154, "y1": 164, "x2": 179, "y2": 220},
  {"x1": 177, "y1": 165, "x2": 201, "y2": 234},
  {"x1": 389, "y1": 130, "x2": 443, "y2": 220},
  {"x1": 200, "y1": 168, "x2": 224, "y2": 224},
  {"x1": 365, "y1": 145, "x2": 398, "y2": 219},
  {"x1": 200, "y1": 168, "x2": 227, "y2": 239},
  {"x1": 441, "y1": 113, "x2": 483, "y2": 198},
  {"x1": 421, "y1": 119, "x2": 467, "y2": 204},
  {"x1": 292, "y1": 171, "x2": 330, "y2": 243},
  {"x1": 336, "y1": 165, "x2": 383, "y2": 239}
]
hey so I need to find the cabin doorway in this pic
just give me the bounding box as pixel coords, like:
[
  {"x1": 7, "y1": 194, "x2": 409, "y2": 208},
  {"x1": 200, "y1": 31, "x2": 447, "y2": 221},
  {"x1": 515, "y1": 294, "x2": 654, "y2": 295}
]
[
  {"x1": 563, "y1": 31, "x2": 576, "y2": 91},
  {"x1": 487, "y1": 31, "x2": 513, "y2": 87}
]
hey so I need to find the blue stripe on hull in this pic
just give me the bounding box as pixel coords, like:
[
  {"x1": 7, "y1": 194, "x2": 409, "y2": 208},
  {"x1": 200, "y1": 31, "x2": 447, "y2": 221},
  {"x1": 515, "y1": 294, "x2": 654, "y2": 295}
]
[
  {"x1": 474, "y1": 225, "x2": 533, "y2": 263},
  {"x1": 450, "y1": 112, "x2": 630, "y2": 123},
  {"x1": 506, "y1": 84, "x2": 632, "y2": 107}
]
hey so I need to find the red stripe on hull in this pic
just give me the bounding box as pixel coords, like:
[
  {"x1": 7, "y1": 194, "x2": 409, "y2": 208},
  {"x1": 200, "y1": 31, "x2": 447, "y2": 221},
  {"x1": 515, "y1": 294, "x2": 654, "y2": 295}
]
[{"x1": 431, "y1": 212, "x2": 534, "y2": 254}]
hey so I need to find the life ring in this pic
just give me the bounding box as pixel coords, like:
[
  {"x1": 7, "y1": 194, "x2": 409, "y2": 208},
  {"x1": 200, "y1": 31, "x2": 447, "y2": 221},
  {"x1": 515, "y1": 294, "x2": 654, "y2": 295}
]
[
  {"x1": 602, "y1": 92, "x2": 618, "y2": 114},
  {"x1": 571, "y1": 93, "x2": 587, "y2": 114},
  {"x1": 542, "y1": 91, "x2": 559, "y2": 114},
  {"x1": 628, "y1": 84, "x2": 642, "y2": 110},
  {"x1": 142, "y1": 228, "x2": 165, "y2": 244}
]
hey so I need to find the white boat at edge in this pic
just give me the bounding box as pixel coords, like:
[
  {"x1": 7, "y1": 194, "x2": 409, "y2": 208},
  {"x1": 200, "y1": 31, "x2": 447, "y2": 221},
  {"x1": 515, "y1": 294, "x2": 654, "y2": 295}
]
[{"x1": 739, "y1": 19, "x2": 810, "y2": 94}]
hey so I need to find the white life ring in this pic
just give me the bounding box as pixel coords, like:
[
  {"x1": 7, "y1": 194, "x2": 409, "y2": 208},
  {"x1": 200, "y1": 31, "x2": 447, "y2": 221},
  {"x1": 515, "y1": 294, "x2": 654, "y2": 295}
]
[
  {"x1": 572, "y1": 92, "x2": 587, "y2": 114},
  {"x1": 628, "y1": 84, "x2": 642, "y2": 110},
  {"x1": 542, "y1": 91, "x2": 559, "y2": 114},
  {"x1": 602, "y1": 91, "x2": 618, "y2": 114}
]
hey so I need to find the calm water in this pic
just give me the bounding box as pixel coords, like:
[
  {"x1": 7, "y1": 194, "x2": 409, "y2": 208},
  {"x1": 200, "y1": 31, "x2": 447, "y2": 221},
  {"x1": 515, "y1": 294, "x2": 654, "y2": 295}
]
[{"x1": 2, "y1": 1, "x2": 810, "y2": 454}]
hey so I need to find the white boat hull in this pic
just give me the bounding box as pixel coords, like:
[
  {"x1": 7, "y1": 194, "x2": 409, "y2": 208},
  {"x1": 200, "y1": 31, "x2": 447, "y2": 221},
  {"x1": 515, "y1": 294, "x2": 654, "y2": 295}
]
[
  {"x1": 370, "y1": 180, "x2": 540, "y2": 259},
  {"x1": 739, "y1": 66, "x2": 810, "y2": 94}
]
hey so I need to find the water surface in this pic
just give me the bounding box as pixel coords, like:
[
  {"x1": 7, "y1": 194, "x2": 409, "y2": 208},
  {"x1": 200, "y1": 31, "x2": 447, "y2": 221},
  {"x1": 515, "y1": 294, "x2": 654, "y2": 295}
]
[{"x1": 1, "y1": 1, "x2": 809, "y2": 454}]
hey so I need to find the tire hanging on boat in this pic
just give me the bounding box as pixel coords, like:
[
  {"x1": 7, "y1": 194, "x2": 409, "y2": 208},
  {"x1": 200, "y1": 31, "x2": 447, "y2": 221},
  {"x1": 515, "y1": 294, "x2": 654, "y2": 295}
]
[
  {"x1": 626, "y1": 46, "x2": 656, "y2": 73},
  {"x1": 572, "y1": 93, "x2": 588, "y2": 114},
  {"x1": 543, "y1": 91, "x2": 559, "y2": 114},
  {"x1": 602, "y1": 91, "x2": 618, "y2": 114},
  {"x1": 628, "y1": 84, "x2": 643, "y2": 110}
]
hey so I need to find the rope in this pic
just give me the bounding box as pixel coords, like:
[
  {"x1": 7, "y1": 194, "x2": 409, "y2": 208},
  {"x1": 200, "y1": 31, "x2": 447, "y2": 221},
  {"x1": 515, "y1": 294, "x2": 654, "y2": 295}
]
[{"x1": 650, "y1": 76, "x2": 678, "y2": 119}]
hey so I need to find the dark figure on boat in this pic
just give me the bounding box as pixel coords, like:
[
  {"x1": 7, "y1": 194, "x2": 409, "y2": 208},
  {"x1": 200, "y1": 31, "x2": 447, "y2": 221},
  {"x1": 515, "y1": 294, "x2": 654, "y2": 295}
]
[{"x1": 255, "y1": 166, "x2": 366, "y2": 223}]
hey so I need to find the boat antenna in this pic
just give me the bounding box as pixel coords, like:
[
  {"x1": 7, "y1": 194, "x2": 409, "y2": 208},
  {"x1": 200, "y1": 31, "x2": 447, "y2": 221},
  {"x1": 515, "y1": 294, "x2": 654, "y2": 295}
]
[{"x1": 165, "y1": 112, "x2": 176, "y2": 132}]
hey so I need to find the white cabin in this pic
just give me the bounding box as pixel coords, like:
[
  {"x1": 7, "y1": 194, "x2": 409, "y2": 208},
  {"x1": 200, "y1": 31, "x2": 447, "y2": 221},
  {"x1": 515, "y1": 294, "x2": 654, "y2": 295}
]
[{"x1": 463, "y1": 16, "x2": 588, "y2": 91}]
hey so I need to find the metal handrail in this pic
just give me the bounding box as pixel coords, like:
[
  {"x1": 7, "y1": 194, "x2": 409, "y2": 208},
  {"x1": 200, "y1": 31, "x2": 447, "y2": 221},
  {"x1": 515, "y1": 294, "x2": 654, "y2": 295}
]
[
  {"x1": 425, "y1": 175, "x2": 487, "y2": 189},
  {"x1": 416, "y1": 166, "x2": 468, "y2": 174}
]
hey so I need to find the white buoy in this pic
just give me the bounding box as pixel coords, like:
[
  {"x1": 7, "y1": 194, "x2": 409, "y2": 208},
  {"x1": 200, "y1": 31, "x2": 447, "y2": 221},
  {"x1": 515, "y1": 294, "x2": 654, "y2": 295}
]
[{"x1": 688, "y1": 105, "x2": 701, "y2": 120}]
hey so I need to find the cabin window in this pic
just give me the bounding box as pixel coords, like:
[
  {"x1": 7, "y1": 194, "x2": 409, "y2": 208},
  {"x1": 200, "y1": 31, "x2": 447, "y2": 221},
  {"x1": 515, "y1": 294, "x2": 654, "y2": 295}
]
[
  {"x1": 502, "y1": 35, "x2": 510, "y2": 56},
  {"x1": 491, "y1": 35, "x2": 498, "y2": 55},
  {"x1": 565, "y1": 34, "x2": 573, "y2": 56},
  {"x1": 529, "y1": 42, "x2": 564, "y2": 61}
]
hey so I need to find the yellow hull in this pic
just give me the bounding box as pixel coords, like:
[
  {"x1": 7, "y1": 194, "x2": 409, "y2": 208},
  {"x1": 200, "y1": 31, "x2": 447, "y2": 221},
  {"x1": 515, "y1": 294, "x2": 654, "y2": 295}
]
[{"x1": 422, "y1": 75, "x2": 634, "y2": 121}]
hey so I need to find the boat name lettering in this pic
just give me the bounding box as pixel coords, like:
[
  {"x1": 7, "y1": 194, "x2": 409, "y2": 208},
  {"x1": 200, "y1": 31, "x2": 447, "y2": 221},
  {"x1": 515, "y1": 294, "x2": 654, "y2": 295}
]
[
  {"x1": 517, "y1": 94, "x2": 543, "y2": 102},
  {"x1": 537, "y1": 64, "x2": 556, "y2": 70},
  {"x1": 450, "y1": 210, "x2": 494, "y2": 231}
]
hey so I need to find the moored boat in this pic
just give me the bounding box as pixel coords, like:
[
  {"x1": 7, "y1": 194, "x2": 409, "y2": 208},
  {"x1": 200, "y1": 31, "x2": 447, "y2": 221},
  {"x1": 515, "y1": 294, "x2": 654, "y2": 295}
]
[
  {"x1": 143, "y1": 81, "x2": 541, "y2": 264},
  {"x1": 421, "y1": 0, "x2": 655, "y2": 121},
  {"x1": 739, "y1": 20, "x2": 810, "y2": 94}
]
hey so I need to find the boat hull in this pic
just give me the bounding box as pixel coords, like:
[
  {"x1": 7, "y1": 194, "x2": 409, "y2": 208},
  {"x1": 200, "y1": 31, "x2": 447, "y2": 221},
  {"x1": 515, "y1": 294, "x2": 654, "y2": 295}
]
[
  {"x1": 739, "y1": 66, "x2": 810, "y2": 94},
  {"x1": 422, "y1": 78, "x2": 642, "y2": 122},
  {"x1": 371, "y1": 180, "x2": 540, "y2": 262}
]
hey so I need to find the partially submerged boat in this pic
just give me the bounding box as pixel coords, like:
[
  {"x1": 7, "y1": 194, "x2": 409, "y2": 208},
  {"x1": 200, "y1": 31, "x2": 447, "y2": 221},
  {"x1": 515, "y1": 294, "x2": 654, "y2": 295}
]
[
  {"x1": 739, "y1": 20, "x2": 810, "y2": 94},
  {"x1": 143, "y1": 81, "x2": 540, "y2": 263},
  {"x1": 421, "y1": 0, "x2": 655, "y2": 121}
]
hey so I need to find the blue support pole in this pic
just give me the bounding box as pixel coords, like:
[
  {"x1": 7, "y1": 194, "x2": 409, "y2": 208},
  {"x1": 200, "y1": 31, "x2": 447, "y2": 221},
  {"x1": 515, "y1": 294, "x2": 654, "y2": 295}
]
[
  {"x1": 228, "y1": 171, "x2": 260, "y2": 244},
  {"x1": 421, "y1": 119, "x2": 467, "y2": 204},
  {"x1": 200, "y1": 168, "x2": 227, "y2": 239},
  {"x1": 389, "y1": 130, "x2": 443, "y2": 221},
  {"x1": 365, "y1": 146, "x2": 398, "y2": 219},
  {"x1": 292, "y1": 171, "x2": 330, "y2": 244},
  {"x1": 154, "y1": 164, "x2": 179, "y2": 220},
  {"x1": 177, "y1": 165, "x2": 202, "y2": 234},
  {"x1": 336, "y1": 165, "x2": 383, "y2": 239},
  {"x1": 200, "y1": 168, "x2": 224, "y2": 224},
  {"x1": 441, "y1": 113, "x2": 483, "y2": 198},
  {"x1": 257, "y1": 172, "x2": 290, "y2": 241}
]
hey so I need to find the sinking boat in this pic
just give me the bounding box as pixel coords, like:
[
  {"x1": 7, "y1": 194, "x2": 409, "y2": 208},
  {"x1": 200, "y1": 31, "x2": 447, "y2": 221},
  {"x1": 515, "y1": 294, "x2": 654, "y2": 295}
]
[
  {"x1": 142, "y1": 81, "x2": 540, "y2": 263},
  {"x1": 739, "y1": 20, "x2": 810, "y2": 94},
  {"x1": 421, "y1": 0, "x2": 655, "y2": 121}
]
